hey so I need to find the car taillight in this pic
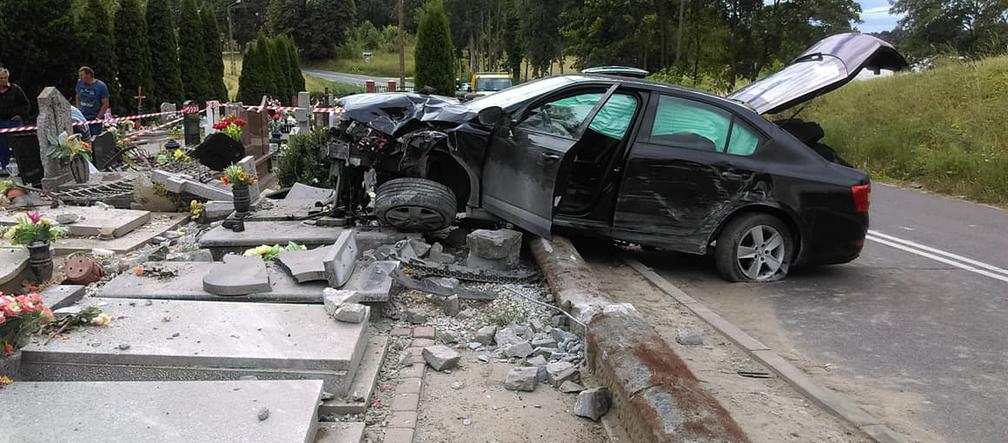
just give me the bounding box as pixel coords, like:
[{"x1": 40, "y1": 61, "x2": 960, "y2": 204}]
[{"x1": 851, "y1": 182, "x2": 871, "y2": 213}]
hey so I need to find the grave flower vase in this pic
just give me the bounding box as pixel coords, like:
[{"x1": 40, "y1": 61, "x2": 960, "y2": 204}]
[
  {"x1": 232, "y1": 185, "x2": 251, "y2": 214},
  {"x1": 27, "y1": 242, "x2": 54, "y2": 282},
  {"x1": 70, "y1": 156, "x2": 90, "y2": 183}
]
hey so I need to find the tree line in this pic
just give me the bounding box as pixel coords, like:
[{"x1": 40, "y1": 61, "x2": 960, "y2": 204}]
[
  {"x1": 237, "y1": 34, "x2": 305, "y2": 105},
  {"x1": 0, "y1": 0, "x2": 228, "y2": 117}
]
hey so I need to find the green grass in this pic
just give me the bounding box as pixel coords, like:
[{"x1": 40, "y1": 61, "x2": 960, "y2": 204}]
[
  {"x1": 309, "y1": 46, "x2": 416, "y2": 78},
  {"x1": 801, "y1": 56, "x2": 1008, "y2": 207},
  {"x1": 222, "y1": 55, "x2": 363, "y2": 101}
]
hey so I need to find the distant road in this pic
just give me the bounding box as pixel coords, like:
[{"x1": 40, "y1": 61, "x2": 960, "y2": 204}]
[{"x1": 302, "y1": 69, "x2": 413, "y2": 88}]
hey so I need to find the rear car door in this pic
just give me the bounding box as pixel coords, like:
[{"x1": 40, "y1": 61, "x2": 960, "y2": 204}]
[
  {"x1": 613, "y1": 93, "x2": 767, "y2": 253},
  {"x1": 481, "y1": 85, "x2": 617, "y2": 238}
]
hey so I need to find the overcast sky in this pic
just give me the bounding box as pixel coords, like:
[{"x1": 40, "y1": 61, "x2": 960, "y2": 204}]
[{"x1": 857, "y1": 0, "x2": 901, "y2": 32}]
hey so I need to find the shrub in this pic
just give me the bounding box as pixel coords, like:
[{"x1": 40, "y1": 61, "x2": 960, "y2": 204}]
[
  {"x1": 414, "y1": 0, "x2": 455, "y2": 95},
  {"x1": 275, "y1": 129, "x2": 336, "y2": 188}
]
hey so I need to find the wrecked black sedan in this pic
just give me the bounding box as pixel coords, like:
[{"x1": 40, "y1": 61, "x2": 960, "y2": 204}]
[{"x1": 326, "y1": 33, "x2": 907, "y2": 282}]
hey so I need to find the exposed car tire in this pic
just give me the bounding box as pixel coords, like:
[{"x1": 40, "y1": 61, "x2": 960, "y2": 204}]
[
  {"x1": 375, "y1": 178, "x2": 457, "y2": 232},
  {"x1": 714, "y1": 213, "x2": 793, "y2": 282}
]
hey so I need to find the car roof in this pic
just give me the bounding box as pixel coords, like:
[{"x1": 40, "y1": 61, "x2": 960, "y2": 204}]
[{"x1": 561, "y1": 74, "x2": 755, "y2": 113}]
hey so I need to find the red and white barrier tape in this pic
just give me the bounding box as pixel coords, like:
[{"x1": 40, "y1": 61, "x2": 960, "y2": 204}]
[
  {"x1": 0, "y1": 107, "x2": 204, "y2": 135},
  {"x1": 124, "y1": 117, "x2": 185, "y2": 142}
]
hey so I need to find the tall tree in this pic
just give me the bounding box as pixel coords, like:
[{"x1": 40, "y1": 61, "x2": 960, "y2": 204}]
[
  {"x1": 414, "y1": 0, "x2": 455, "y2": 95},
  {"x1": 76, "y1": 0, "x2": 117, "y2": 95},
  {"x1": 0, "y1": 0, "x2": 79, "y2": 113},
  {"x1": 238, "y1": 39, "x2": 273, "y2": 103},
  {"x1": 178, "y1": 0, "x2": 211, "y2": 101},
  {"x1": 267, "y1": 36, "x2": 290, "y2": 102},
  {"x1": 302, "y1": 0, "x2": 358, "y2": 60},
  {"x1": 285, "y1": 36, "x2": 306, "y2": 95},
  {"x1": 502, "y1": 0, "x2": 523, "y2": 81},
  {"x1": 891, "y1": 0, "x2": 1008, "y2": 59},
  {"x1": 146, "y1": 0, "x2": 185, "y2": 104},
  {"x1": 201, "y1": 3, "x2": 229, "y2": 101},
  {"x1": 113, "y1": 0, "x2": 155, "y2": 114}
]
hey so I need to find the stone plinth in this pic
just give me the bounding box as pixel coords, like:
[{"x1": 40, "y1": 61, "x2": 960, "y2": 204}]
[{"x1": 0, "y1": 206, "x2": 151, "y2": 238}]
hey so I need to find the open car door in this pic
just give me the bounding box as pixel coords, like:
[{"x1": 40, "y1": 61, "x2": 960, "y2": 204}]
[
  {"x1": 480, "y1": 84, "x2": 620, "y2": 238},
  {"x1": 728, "y1": 33, "x2": 908, "y2": 114}
]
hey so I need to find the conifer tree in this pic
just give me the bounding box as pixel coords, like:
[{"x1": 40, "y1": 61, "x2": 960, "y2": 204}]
[
  {"x1": 414, "y1": 0, "x2": 455, "y2": 95},
  {"x1": 146, "y1": 0, "x2": 184, "y2": 104},
  {"x1": 285, "y1": 36, "x2": 305, "y2": 96},
  {"x1": 76, "y1": 0, "x2": 117, "y2": 94},
  {"x1": 200, "y1": 3, "x2": 229, "y2": 101},
  {"x1": 114, "y1": 0, "x2": 155, "y2": 114},
  {"x1": 178, "y1": 0, "x2": 210, "y2": 101}
]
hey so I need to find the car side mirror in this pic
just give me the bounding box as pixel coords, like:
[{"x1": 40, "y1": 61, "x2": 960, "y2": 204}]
[{"x1": 478, "y1": 106, "x2": 505, "y2": 126}]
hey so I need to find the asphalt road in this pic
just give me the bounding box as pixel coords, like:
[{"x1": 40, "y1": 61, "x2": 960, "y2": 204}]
[
  {"x1": 609, "y1": 183, "x2": 1007, "y2": 443},
  {"x1": 301, "y1": 69, "x2": 413, "y2": 88}
]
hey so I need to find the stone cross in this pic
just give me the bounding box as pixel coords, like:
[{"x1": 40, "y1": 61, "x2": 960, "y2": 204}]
[{"x1": 35, "y1": 87, "x2": 74, "y2": 191}]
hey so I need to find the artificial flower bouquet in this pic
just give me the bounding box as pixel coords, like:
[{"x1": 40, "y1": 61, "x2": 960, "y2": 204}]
[
  {"x1": 220, "y1": 164, "x2": 257, "y2": 189},
  {"x1": 213, "y1": 114, "x2": 247, "y2": 141}
]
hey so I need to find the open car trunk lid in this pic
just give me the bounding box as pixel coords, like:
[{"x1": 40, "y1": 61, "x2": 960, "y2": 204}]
[{"x1": 727, "y1": 33, "x2": 908, "y2": 115}]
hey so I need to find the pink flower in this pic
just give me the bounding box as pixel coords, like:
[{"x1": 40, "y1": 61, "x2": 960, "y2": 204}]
[
  {"x1": 27, "y1": 211, "x2": 42, "y2": 224},
  {"x1": 0, "y1": 311, "x2": 5, "y2": 325},
  {"x1": 15, "y1": 295, "x2": 34, "y2": 314}
]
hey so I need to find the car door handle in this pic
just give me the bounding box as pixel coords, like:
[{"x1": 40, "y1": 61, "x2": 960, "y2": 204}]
[{"x1": 541, "y1": 153, "x2": 561, "y2": 163}]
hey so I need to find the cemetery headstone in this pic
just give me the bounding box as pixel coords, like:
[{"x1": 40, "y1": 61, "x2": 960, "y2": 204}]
[
  {"x1": 160, "y1": 102, "x2": 177, "y2": 123},
  {"x1": 90, "y1": 131, "x2": 116, "y2": 170},
  {"x1": 35, "y1": 87, "x2": 74, "y2": 190}
]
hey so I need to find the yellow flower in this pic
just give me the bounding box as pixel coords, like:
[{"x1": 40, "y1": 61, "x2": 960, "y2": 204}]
[{"x1": 91, "y1": 313, "x2": 112, "y2": 326}]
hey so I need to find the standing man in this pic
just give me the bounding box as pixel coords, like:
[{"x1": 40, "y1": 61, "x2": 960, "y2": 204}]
[
  {"x1": 0, "y1": 67, "x2": 31, "y2": 174},
  {"x1": 75, "y1": 66, "x2": 109, "y2": 139}
]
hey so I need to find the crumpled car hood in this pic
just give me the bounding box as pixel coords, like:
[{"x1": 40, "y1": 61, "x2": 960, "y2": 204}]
[{"x1": 337, "y1": 93, "x2": 472, "y2": 137}]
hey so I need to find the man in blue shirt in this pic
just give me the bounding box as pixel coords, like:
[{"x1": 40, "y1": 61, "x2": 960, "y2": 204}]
[{"x1": 75, "y1": 66, "x2": 109, "y2": 139}]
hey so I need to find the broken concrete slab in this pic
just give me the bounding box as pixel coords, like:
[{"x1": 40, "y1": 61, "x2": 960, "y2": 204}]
[
  {"x1": 323, "y1": 230, "x2": 358, "y2": 288},
  {"x1": 0, "y1": 206, "x2": 151, "y2": 238},
  {"x1": 152, "y1": 169, "x2": 233, "y2": 201},
  {"x1": 19, "y1": 297, "x2": 368, "y2": 394},
  {"x1": 203, "y1": 254, "x2": 272, "y2": 296},
  {"x1": 40, "y1": 285, "x2": 86, "y2": 310},
  {"x1": 242, "y1": 199, "x2": 326, "y2": 222},
  {"x1": 425, "y1": 242, "x2": 454, "y2": 263},
  {"x1": 0, "y1": 247, "x2": 29, "y2": 287},
  {"x1": 55, "y1": 212, "x2": 189, "y2": 255},
  {"x1": 320, "y1": 336, "x2": 388, "y2": 416},
  {"x1": 333, "y1": 304, "x2": 368, "y2": 323},
  {"x1": 285, "y1": 183, "x2": 335, "y2": 202},
  {"x1": 353, "y1": 228, "x2": 422, "y2": 252},
  {"x1": 466, "y1": 229, "x2": 521, "y2": 270},
  {"x1": 342, "y1": 260, "x2": 397, "y2": 303},
  {"x1": 315, "y1": 422, "x2": 366, "y2": 443},
  {"x1": 0, "y1": 380, "x2": 323, "y2": 443},
  {"x1": 474, "y1": 326, "x2": 496, "y2": 346},
  {"x1": 276, "y1": 244, "x2": 331, "y2": 283},
  {"x1": 199, "y1": 222, "x2": 347, "y2": 259},
  {"x1": 322, "y1": 289, "x2": 360, "y2": 316},
  {"x1": 504, "y1": 366, "x2": 538, "y2": 392},
  {"x1": 574, "y1": 387, "x2": 611, "y2": 421},
  {"x1": 98, "y1": 261, "x2": 327, "y2": 303},
  {"x1": 546, "y1": 361, "x2": 580, "y2": 387}
]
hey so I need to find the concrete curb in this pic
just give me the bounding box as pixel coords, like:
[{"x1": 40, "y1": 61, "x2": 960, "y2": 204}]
[
  {"x1": 623, "y1": 257, "x2": 905, "y2": 443},
  {"x1": 530, "y1": 236, "x2": 749, "y2": 443}
]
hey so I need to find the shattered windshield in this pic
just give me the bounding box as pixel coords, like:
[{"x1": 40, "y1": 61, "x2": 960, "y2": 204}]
[{"x1": 467, "y1": 77, "x2": 576, "y2": 111}]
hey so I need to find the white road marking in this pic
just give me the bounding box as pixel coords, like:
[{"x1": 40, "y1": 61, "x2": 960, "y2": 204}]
[{"x1": 865, "y1": 231, "x2": 1008, "y2": 284}]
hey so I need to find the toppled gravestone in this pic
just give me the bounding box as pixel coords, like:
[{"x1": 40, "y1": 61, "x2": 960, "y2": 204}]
[
  {"x1": 275, "y1": 245, "x2": 331, "y2": 283},
  {"x1": 202, "y1": 254, "x2": 271, "y2": 296},
  {"x1": 422, "y1": 345, "x2": 460, "y2": 371},
  {"x1": 466, "y1": 229, "x2": 522, "y2": 270},
  {"x1": 323, "y1": 230, "x2": 359, "y2": 287},
  {"x1": 504, "y1": 366, "x2": 538, "y2": 392},
  {"x1": 574, "y1": 387, "x2": 611, "y2": 421}
]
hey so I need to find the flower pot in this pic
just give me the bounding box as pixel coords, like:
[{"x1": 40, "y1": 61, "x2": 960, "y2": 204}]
[
  {"x1": 232, "y1": 185, "x2": 251, "y2": 214},
  {"x1": 64, "y1": 254, "x2": 105, "y2": 285},
  {"x1": 4, "y1": 188, "x2": 25, "y2": 199},
  {"x1": 27, "y1": 242, "x2": 53, "y2": 282},
  {"x1": 70, "y1": 156, "x2": 90, "y2": 183},
  {"x1": 0, "y1": 349, "x2": 21, "y2": 380}
]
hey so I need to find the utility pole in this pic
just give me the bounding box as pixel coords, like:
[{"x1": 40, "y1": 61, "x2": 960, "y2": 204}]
[
  {"x1": 675, "y1": 0, "x2": 686, "y2": 65},
  {"x1": 398, "y1": 0, "x2": 406, "y2": 90}
]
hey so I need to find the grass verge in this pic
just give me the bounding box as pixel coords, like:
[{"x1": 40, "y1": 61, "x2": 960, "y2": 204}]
[
  {"x1": 222, "y1": 55, "x2": 364, "y2": 101},
  {"x1": 309, "y1": 46, "x2": 416, "y2": 78},
  {"x1": 802, "y1": 56, "x2": 1008, "y2": 206}
]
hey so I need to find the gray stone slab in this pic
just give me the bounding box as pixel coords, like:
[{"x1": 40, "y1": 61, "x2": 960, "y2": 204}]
[
  {"x1": 324, "y1": 230, "x2": 358, "y2": 288},
  {"x1": 20, "y1": 297, "x2": 369, "y2": 394},
  {"x1": 0, "y1": 247, "x2": 29, "y2": 286},
  {"x1": 199, "y1": 222, "x2": 347, "y2": 250},
  {"x1": 40, "y1": 285, "x2": 86, "y2": 310},
  {"x1": 97, "y1": 261, "x2": 327, "y2": 303},
  {"x1": 203, "y1": 254, "x2": 272, "y2": 296},
  {"x1": 0, "y1": 206, "x2": 151, "y2": 238},
  {"x1": 286, "y1": 183, "x2": 335, "y2": 202},
  {"x1": 244, "y1": 199, "x2": 326, "y2": 221},
  {"x1": 54, "y1": 212, "x2": 189, "y2": 255},
  {"x1": 320, "y1": 336, "x2": 388, "y2": 416},
  {"x1": 343, "y1": 261, "x2": 398, "y2": 303},
  {"x1": 277, "y1": 244, "x2": 331, "y2": 283},
  {"x1": 152, "y1": 169, "x2": 233, "y2": 201},
  {"x1": 0, "y1": 380, "x2": 322, "y2": 443},
  {"x1": 315, "y1": 422, "x2": 365, "y2": 443},
  {"x1": 354, "y1": 228, "x2": 422, "y2": 252}
]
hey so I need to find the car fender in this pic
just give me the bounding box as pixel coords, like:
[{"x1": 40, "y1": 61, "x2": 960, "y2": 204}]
[{"x1": 707, "y1": 201, "x2": 806, "y2": 262}]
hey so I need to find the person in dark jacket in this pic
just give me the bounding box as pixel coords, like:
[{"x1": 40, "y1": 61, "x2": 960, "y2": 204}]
[{"x1": 0, "y1": 67, "x2": 31, "y2": 172}]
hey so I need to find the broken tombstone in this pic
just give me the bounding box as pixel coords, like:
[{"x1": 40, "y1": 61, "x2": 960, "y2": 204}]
[
  {"x1": 333, "y1": 304, "x2": 369, "y2": 323},
  {"x1": 202, "y1": 254, "x2": 271, "y2": 296},
  {"x1": 323, "y1": 230, "x2": 359, "y2": 287},
  {"x1": 275, "y1": 245, "x2": 331, "y2": 283}
]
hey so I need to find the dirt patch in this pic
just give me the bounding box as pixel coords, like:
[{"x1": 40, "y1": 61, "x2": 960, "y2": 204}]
[
  {"x1": 414, "y1": 349, "x2": 607, "y2": 442},
  {"x1": 583, "y1": 254, "x2": 870, "y2": 443}
]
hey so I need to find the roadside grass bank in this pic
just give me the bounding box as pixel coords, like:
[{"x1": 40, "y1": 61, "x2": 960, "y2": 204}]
[
  {"x1": 309, "y1": 46, "x2": 417, "y2": 78},
  {"x1": 222, "y1": 55, "x2": 363, "y2": 101},
  {"x1": 802, "y1": 56, "x2": 1008, "y2": 207}
]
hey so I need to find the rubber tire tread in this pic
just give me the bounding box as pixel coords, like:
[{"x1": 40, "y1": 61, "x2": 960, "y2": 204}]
[
  {"x1": 374, "y1": 178, "x2": 457, "y2": 232},
  {"x1": 714, "y1": 212, "x2": 793, "y2": 282}
]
